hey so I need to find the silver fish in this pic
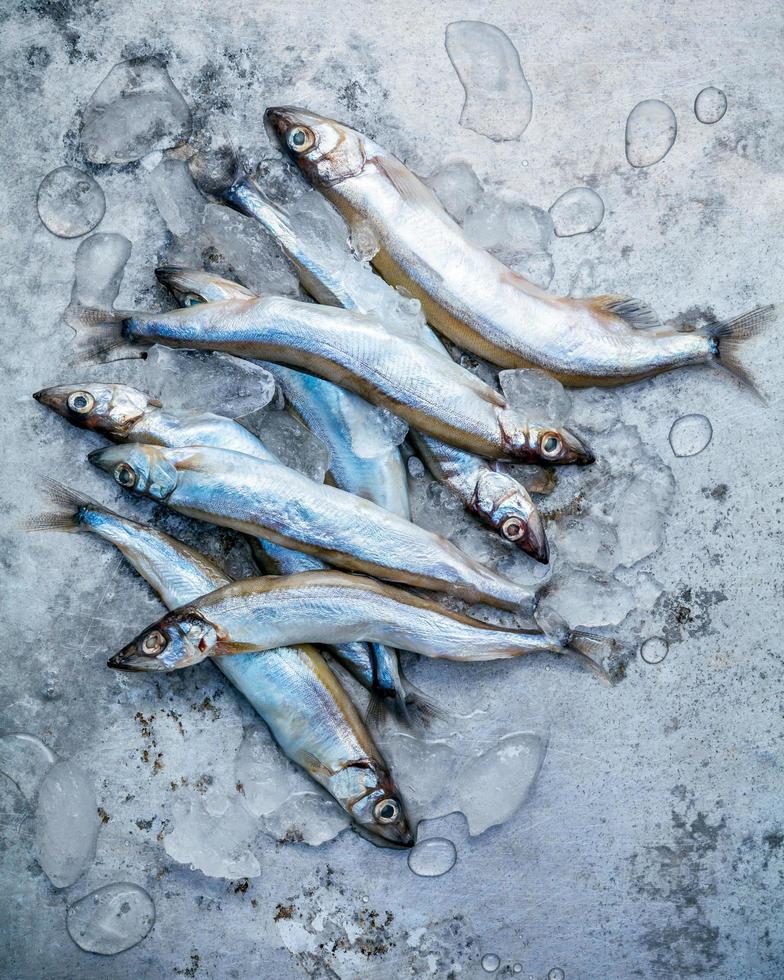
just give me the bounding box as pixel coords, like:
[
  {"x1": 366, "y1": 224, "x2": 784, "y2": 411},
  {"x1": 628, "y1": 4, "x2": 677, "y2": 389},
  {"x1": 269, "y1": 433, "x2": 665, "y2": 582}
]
[
  {"x1": 33, "y1": 381, "x2": 411, "y2": 718},
  {"x1": 107, "y1": 569, "x2": 611, "y2": 678},
  {"x1": 28, "y1": 482, "x2": 413, "y2": 847},
  {"x1": 87, "y1": 441, "x2": 534, "y2": 611},
  {"x1": 164, "y1": 205, "x2": 550, "y2": 561},
  {"x1": 104, "y1": 298, "x2": 593, "y2": 464},
  {"x1": 265, "y1": 106, "x2": 774, "y2": 391}
]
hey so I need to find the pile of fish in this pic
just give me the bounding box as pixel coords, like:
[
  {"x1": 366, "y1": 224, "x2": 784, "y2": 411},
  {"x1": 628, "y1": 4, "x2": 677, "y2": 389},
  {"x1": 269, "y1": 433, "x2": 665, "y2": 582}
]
[{"x1": 30, "y1": 107, "x2": 772, "y2": 850}]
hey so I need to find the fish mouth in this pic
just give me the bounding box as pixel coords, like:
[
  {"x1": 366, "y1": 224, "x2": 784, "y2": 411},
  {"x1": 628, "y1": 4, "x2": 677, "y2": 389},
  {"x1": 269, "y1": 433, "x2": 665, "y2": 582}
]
[
  {"x1": 352, "y1": 823, "x2": 415, "y2": 850},
  {"x1": 264, "y1": 106, "x2": 296, "y2": 146},
  {"x1": 524, "y1": 512, "x2": 550, "y2": 564},
  {"x1": 107, "y1": 649, "x2": 165, "y2": 672}
]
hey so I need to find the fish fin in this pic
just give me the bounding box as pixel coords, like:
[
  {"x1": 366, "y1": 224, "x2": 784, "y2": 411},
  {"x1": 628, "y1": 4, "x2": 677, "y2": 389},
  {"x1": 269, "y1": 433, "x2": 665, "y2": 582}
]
[
  {"x1": 399, "y1": 674, "x2": 445, "y2": 731},
  {"x1": 563, "y1": 630, "x2": 617, "y2": 684},
  {"x1": 704, "y1": 304, "x2": 776, "y2": 401},
  {"x1": 371, "y1": 155, "x2": 445, "y2": 216},
  {"x1": 22, "y1": 479, "x2": 114, "y2": 533},
  {"x1": 584, "y1": 294, "x2": 663, "y2": 331},
  {"x1": 364, "y1": 689, "x2": 388, "y2": 729},
  {"x1": 299, "y1": 752, "x2": 338, "y2": 778},
  {"x1": 62, "y1": 304, "x2": 134, "y2": 363}
]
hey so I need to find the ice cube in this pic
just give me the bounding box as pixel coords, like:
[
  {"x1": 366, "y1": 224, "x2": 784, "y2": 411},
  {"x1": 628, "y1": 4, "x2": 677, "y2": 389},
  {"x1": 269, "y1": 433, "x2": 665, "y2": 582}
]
[
  {"x1": 445, "y1": 21, "x2": 533, "y2": 141},
  {"x1": 426, "y1": 160, "x2": 483, "y2": 222},
  {"x1": 453, "y1": 732, "x2": 546, "y2": 835},
  {"x1": 549, "y1": 187, "x2": 605, "y2": 237},
  {"x1": 80, "y1": 58, "x2": 192, "y2": 164},
  {"x1": 37, "y1": 167, "x2": 105, "y2": 239},
  {"x1": 149, "y1": 157, "x2": 206, "y2": 237},
  {"x1": 260, "y1": 792, "x2": 351, "y2": 846},
  {"x1": 35, "y1": 760, "x2": 99, "y2": 887},
  {"x1": 66, "y1": 232, "x2": 131, "y2": 314},
  {"x1": 540, "y1": 568, "x2": 636, "y2": 628},
  {"x1": 555, "y1": 516, "x2": 620, "y2": 574},
  {"x1": 142, "y1": 345, "x2": 276, "y2": 418},
  {"x1": 234, "y1": 727, "x2": 306, "y2": 819},
  {"x1": 499, "y1": 368, "x2": 572, "y2": 422},
  {"x1": 163, "y1": 794, "x2": 260, "y2": 879},
  {"x1": 243, "y1": 404, "x2": 331, "y2": 482},
  {"x1": 201, "y1": 203, "x2": 300, "y2": 297}
]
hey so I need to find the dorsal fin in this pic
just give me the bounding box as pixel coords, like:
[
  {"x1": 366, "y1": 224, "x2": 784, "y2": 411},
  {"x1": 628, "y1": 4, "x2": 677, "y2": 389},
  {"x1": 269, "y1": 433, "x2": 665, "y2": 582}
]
[
  {"x1": 371, "y1": 154, "x2": 448, "y2": 217},
  {"x1": 584, "y1": 294, "x2": 663, "y2": 331}
]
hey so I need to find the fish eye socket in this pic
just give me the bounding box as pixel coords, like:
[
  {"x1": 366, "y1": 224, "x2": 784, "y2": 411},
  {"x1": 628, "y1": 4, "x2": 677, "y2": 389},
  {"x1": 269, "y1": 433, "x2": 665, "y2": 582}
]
[
  {"x1": 67, "y1": 391, "x2": 95, "y2": 414},
  {"x1": 287, "y1": 126, "x2": 315, "y2": 153},
  {"x1": 501, "y1": 517, "x2": 526, "y2": 541},
  {"x1": 141, "y1": 630, "x2": 167, "y2": 655},
  {"x1": 114, "y1": 462, "x2": 137, "y2": 488},
  {"x1": 374, "y1": 798, "x2": 400, "y2": 824},
  {"x1": 541, "y1": 433, "x2": 562, "y2": 458},
  {"x1": 183, "y1": 293, "x2": 202, "y2": 307}
]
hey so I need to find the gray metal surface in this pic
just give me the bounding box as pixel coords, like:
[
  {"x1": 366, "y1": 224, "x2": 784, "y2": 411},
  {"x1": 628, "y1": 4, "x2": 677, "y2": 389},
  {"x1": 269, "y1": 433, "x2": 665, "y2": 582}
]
[{"x1": 0, "y1": 1, "x2": 781, "y2": 977}]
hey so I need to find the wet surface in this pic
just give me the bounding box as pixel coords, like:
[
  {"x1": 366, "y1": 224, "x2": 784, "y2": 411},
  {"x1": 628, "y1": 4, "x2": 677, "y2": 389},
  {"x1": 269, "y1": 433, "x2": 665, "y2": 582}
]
[{"x1": 0, "y1": 2, "x2": 782, "y2": 978}]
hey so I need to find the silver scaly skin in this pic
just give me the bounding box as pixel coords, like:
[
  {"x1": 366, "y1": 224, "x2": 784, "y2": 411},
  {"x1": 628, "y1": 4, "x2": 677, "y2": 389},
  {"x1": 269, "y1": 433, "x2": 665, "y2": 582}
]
[
  {"x1": 265, "y1": 106, "x2": 773, "y2": 389},
  {"x1": 86, "y1": 441, "x2": 534, "y2": 611},
  {"x1": 107, "y1": 569, "x2": 610, "y2": 679},
  {"x1": 28, "y1": 483, "x2": 413, "y2": 847},
  {"x1": 32, "y1": 382, "x2": 406, "y2": 714},
  {"x1": 167, "y1": 201, "x2": 550, "y2": 561},
  {"x1": 118, "y1": 298, "x2": 594, "y2": 464}
]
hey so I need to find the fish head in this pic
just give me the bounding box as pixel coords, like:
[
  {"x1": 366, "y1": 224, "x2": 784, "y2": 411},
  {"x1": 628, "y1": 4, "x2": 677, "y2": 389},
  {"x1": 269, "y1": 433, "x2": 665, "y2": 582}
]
[
  {"x1": 88, "y1": 443, "x2": 179, "y2": 501},
  {"x1": 33, "y1": 382, "x2": 159, "y2": 438},
  {"x1": 264, "y1": 106, "x2": 367, "y2": 187},
  {"x1": 472, "y1": 470, "x2": 549, "y2": 563},
  {"x1": 527, "y1": 423, "x2": 595, "y2": 466},
  {"x1": 155, "y1": 266, "x2": 254, "y2": 306},
  {"x1": 108, "y1": 609, "x2": 219, "y2": 672},
  {"x1": 349, "y1": 770, "x2": 414, "y2": 848}
]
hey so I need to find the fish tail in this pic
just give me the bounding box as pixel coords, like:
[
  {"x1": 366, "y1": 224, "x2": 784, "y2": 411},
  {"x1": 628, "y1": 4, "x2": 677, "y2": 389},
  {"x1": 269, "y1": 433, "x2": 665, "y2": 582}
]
[
  {"x1": 22, "y1": 478, "x2": 111, "y2": 533},
  {"x1": 705, "y1": 304, "x2": 776, "y2": 401},
  {"x1": 63, "y1": 304, "x2": 133, "y2": 363},
  {"x1": 563, "y1": 630, "x2": 617, "y2": 684}
]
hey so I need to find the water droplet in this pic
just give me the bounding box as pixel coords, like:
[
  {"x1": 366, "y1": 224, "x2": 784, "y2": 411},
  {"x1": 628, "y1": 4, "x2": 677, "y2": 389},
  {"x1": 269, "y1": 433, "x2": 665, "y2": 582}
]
[
  {"x1": 407, "y1": 837, "x2": 457, "y2": 877},
  {"x1": 625, "y1": 99, "x2": 677, "y2": 168},
  {"x1": 481, "y1": 952, "x2": 501, "y2": 972},
  {"x1": 0, "y1": 733, "x2": 56, "y2": 802},
  {"x1": 549, "y1": 187, "x2": 604, "y2": 237},
  {"x1": 445, "y1": 21, "x2": 533, "y2": 141},
  {"x1": 361, "y1": 895, "x2": 369, "y2": 904},
  {"x1": 668, "y1": 414, "x2": 713, "y2": 457},
  {"x1": 695, "y1": 87, "x2": 727, "y2": 124},
  {"x1": 513, "y1": 966, "x2": 523, "y2": 975},
  {"x1": 407, "y1": 456, "x2": 426, "y2": 478},
  {"x1": 37, "y1": 167, "x2": 105, "y2": 238},
  {"x1": 67, "y1": 883, "x2": 155, "y2": 954},
  {"x1": 640, "y1": 636, "x2": 668, "y2": 664},
  {"x1": 548, "y1": 969, "x2": 565, "y2": 980}
]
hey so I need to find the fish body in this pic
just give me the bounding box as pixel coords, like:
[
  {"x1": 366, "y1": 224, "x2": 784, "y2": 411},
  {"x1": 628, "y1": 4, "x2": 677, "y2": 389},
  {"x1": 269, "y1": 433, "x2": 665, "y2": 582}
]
[
  {"x1": 33, "y1": 382, "x2": 406, "y2": 713},
  {"x1": 265, "y1": 106, "x2": 772, "y2": 388},
  {"x1": 122, "y1": 298, "x2": 593, "y2": 464},
  {"x1": 88, "y1": 442, "x2": 533, "y2": 611},
  {"x1": 32, "y1": 485, "x2": 412, "y2": 846},
  {"x1": 109, "y1": 569, "x2": 608, "y2": 676}
]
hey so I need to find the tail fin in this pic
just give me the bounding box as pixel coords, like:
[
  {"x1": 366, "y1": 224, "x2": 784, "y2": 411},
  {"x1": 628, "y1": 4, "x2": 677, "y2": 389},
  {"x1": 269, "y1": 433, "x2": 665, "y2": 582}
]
[
  {"x1": 536, "y1": 607, "x2": 616, "y2": 683},
  {"x1": 705, "y1": 304, "x2": 776, "y2": 400},
  {"x1": 23, "y1": 478, "x2": 105, "y2": 533},
  {"x1": 62, "y1": 304, "x2": 134, "y2": 363}
]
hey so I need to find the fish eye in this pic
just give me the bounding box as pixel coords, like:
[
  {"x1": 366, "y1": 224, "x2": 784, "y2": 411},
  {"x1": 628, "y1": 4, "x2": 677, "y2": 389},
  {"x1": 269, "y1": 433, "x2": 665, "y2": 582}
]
[
  {"x1": 67, "y1": 391, "x2": 95, "y2": 415},
  {"x1": 287, "y1": 126, "x2": 316, "y2": 153},
  {"x1": 183, "y1": 293, "x2": 202, "y2": 307},
  {"x1": 501, "y1": 516, "x2": 526, "y2": 541},
  {"x1": 114, "y1": 462, "x2": 137, "y2": 488},
  {"x1": 540, "y1": 432, "x2": 563, "y2": 459},
  {"x1": 141, "y1": 630, "x2": 167, "y2": 655},
  {"x1": 374, "y1": 798, "x2": 400, "y2": 824}
]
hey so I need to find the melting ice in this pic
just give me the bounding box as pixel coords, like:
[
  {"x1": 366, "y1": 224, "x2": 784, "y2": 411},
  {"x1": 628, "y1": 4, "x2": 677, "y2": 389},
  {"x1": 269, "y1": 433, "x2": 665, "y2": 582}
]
[
  {"x1": 625, "y1": 99, "x2": 677, "y2": 168},
  {"x1": 35, "y1": 760, "x2": 99, "y2": 888},
  {"x1": 37, "y1": 167, "x2": 105, "y2": 239},
  {"x1": 67, "y1": 883, "x2": 155, "y2": 955}
]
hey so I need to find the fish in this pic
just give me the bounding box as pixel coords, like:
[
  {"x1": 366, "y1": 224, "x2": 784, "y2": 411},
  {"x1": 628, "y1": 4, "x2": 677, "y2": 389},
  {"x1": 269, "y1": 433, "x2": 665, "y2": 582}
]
[
  {"x1": 162, "y1": 210, "x2": 550, "y2": 561},
  {"x1": 157, "y1": 268, "x2": 412, "y2": 519},
  {"x1": 86, "y1": 441, "x2": 535, "y2": 611},
  {"x1": 106, "y1": 568, "x2": 613, "y2": 678},
  {"x1": 33, "y1": 381, "x2": 417, "y2": 722},
  {"x1": 265, "y1": 106, "x2": 775, "y2": 392},
  {"x1": 76, "y1": 299, "x2": 594, "y2": 465},
  {"x1": 27, "y1": 481, "x2": 413, "y2": 847}
]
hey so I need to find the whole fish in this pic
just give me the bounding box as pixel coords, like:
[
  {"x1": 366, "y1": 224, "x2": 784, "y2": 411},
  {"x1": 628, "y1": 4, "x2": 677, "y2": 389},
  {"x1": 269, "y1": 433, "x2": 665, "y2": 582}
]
[
  {"x1": 28, "y1": 482, "x2": 413, "y2": 847},
  {"x1": 161, "y1": 227, "x2": 549, "y2": 561},
  {"x1": 33, "y1": 381, "x2": 412, "y2": 719},
  {"x1": 107, "y1": 569, "x2": 612, "y2": 678},
  {"x1": 82, "y1": 300, "x2": 593, "y2": 464},
  {"x1": 265, "y1": 106, "x2": 774, "y2": 390},
  {"x1": 87, "y1": 441, "x2": 534, "y2": 611},
  {"x1": 159, "y1": 269, "x2": 411, "y2": 519}
]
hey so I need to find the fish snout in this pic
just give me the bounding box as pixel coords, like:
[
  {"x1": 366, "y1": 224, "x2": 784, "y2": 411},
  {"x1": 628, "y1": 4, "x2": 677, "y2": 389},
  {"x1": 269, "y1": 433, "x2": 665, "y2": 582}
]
[{"x1": 523, "y1": 510, "x2": 550, "y2": 565}]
